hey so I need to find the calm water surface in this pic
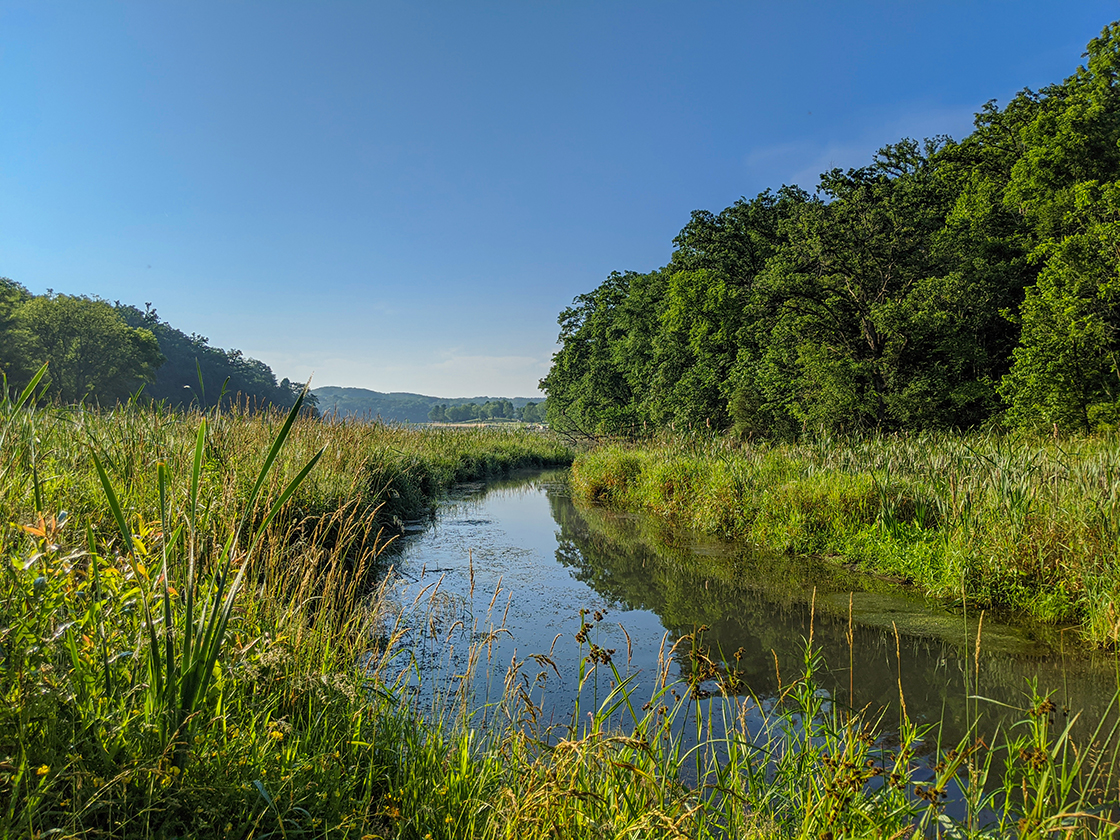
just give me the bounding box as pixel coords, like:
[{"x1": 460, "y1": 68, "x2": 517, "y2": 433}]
[{"x1": 387, "y1": 469, "x2": 1120, "y2": 747}]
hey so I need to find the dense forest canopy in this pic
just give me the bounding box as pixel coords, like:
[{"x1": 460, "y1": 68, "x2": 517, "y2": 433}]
[
  {"x1": 542, "y1": 22, "x2": 1120, "y2": 437},
  {"x1": 0, "y1": 281, "x2": 310, "y2": 411}
]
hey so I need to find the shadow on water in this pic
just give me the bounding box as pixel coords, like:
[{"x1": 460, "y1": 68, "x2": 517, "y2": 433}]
[{"x1": 389, "y1": 468, "x2": 1120, "y2": 758}]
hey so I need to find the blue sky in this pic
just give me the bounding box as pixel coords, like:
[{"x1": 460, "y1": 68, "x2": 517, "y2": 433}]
[{"x1": 2, "y1": 2, "x2": 1118, "y2": 397}]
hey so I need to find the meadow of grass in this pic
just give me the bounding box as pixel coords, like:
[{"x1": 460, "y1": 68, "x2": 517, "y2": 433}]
[
  {"x1": 3, "y1": 385, "x2": 1119, "y2": 838},
  {"x1": 569, "y1": 432, "x2": 1120, "y2": 647}
]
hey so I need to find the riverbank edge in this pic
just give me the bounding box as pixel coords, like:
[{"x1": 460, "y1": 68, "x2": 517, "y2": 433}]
[{"x1": 568, "y1": 436, "x2": 1120, "y2": 646}]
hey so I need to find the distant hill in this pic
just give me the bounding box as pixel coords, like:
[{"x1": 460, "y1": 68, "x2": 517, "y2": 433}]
[{"x1": 313, "y1": 386, "x2": 543, "y2": 423}]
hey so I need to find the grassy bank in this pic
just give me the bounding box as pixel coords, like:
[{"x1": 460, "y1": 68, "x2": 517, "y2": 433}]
[
  {"x1": 569, "y1": 433, "x2": 1120, "y2": 645},
  {"x1": 3, "y1": 393, "x2": 1117, "y2": 837},
  {"x1": 2, "y1": 397, "x2": 572, "y2": 550}
]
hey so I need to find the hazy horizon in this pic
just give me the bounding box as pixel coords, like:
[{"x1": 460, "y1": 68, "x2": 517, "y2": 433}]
[{"x1": 312, "y1": 384, "x2": 542, "y2": 401}]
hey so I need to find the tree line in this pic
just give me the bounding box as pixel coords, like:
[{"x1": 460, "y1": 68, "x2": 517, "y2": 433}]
[
  {"x1": 428, "y1": 399, "x2": 546, "y2": 423},
  {"x1": 0, "y1": 280, "x2": 311, "y2": 411},
  {"x1": 542, "y1": 23, "x2": 1120, "y2": 437}
]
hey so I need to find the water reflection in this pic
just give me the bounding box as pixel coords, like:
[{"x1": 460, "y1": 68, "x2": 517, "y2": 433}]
[{"x1": 391, "y1": 469, "x2": 1120, "y2": 747}]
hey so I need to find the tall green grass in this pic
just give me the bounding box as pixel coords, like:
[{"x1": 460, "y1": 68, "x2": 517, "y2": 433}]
[
  {"x1": 570, "y1": 432, "x2": 1120, "y2": 645},
  {"x1": 0, "y1": 394, "x2": 570, "y2": 836},
  {"x1": 3, "y1": 397, "x2": 1119, "y2": 837},
  {"x1": 1, "y1": 396, "x2": 571, "y2": 551}
]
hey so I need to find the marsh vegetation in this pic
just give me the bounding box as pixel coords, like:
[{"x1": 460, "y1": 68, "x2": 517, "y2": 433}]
[
  {"x1": 571, "y1": 432, "x2": 1120, "y2": 647},
  {"x1": 3, "y1": 383, "x2": 1119, "y2": 837}
]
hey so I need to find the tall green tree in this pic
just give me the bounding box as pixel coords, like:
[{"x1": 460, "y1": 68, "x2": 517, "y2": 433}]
[
  {"x1": 653, "y1": 189, "x2": 806, "y2": 430},
  {"x1": 1001, "y1": 183, "x2": 1120, "y2": 430},
  {"x1": 998, "y1": 24, "x2": 1120, "y2": 430},
  {"x1": 16, "y1": 294, "x2": 163, "y2": 403},
  {"x1": 541, "y1": 272, "x2": 643, "y2": 435},
  {"x1": 647, "y1": 269, "x2": 743, "y2": 428},
  {"x1": 0, "y1": 278, "x2": 33, "y2": 388},
  {"x1": 750, "y1": 142, "x2": 972, "y2": 431}
]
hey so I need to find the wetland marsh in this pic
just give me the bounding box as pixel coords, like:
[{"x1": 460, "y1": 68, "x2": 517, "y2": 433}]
[{"x1": 392, "y1": 469, "x2": 1120, "y2": 752}]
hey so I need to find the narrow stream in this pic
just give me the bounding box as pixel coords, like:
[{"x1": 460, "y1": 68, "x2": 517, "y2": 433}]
[{"x1": 387, "y1": 469, "x2": 1120, "y2": 750}]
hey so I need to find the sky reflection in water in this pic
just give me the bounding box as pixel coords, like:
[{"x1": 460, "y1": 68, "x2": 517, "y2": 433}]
[{"x1": 387, "y1": 470, "x2": 1120, "y2": 751}]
